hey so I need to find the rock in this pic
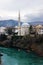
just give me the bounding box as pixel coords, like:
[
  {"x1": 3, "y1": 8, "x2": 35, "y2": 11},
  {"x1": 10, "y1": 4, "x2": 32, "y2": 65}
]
[
  {"x1": 18, "y1": 49, "x2": 20, "y2": 51},
  {"x1": 31, "y1": 44, "x2": 43, "y2": 56}
]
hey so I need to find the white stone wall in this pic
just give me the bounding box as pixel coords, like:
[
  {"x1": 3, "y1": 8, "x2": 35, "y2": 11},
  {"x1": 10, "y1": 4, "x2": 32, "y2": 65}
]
[
  {"x1": 37, "y1": 29, "x2": 43, "y2": 34},
  {"x1": 21, "y1": 27, "x2": 29, "y2": 36},
  {"x1": 18, "y1": 23, "x2": 30, "y2": 36},
  {"x1": 0, "y1": 27, "x2": 6, "y2": 34}
]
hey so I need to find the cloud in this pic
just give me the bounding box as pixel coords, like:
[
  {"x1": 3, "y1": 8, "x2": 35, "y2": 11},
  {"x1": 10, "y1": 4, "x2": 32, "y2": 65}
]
[
  {"x1": 0, "y1": 0, "x2": 43, "y2": 11},
  {"x1": 23, "y1": 9, "x2": 43, "y2": 22},
  {"x1": 0, "y1": 0, "x2": 43, "y2": 21}
]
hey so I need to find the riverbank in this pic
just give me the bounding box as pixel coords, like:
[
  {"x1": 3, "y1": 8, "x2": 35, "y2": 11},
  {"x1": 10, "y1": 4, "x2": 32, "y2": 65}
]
[{"x1": 0, "y1": 34, "x2": 43, "y2": 56}]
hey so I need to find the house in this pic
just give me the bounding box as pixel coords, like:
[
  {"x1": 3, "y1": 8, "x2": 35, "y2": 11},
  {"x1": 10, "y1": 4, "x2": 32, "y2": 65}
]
[
  {"x1": 0, "y1": 27, "x2": 6, "y2": 34},
  {"x1": 35, "y1": 25, "x2": 43, "y2": 34}
]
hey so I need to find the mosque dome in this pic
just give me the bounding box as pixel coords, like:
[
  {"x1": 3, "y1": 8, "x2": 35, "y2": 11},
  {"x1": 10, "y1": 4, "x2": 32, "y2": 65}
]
[{"x1": 22, "y1": 22, "x2": 30, "y2": 27}]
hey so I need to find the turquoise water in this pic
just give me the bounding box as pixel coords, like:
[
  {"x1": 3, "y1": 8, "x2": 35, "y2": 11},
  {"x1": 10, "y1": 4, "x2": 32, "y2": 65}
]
[{"x1": 0, "y1": 47, "x2": 43, "y2": 65}]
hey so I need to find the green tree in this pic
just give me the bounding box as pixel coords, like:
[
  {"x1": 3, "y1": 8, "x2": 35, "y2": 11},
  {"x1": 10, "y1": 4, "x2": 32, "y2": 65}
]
[
  {"x1": 29, "y1": 25, "x2": 33, "y2": 34},
  {"x1": 6, "y1": 28, "x2": 13, "y2": 35}
]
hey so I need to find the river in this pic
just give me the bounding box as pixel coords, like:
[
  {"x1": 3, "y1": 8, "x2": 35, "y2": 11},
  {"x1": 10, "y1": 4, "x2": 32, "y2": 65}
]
[{"x1": 0, "y1": 47, "x2": 43, "y2": 65}]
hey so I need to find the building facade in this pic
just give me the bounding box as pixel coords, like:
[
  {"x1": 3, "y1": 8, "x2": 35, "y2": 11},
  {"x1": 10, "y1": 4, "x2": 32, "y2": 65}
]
[{"x1": 35, "y1": 25, "x2": 43, "y2": 34}]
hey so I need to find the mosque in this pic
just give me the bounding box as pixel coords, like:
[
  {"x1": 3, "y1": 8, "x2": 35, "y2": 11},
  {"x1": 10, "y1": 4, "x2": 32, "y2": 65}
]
[{"x1": 16, "y1": 12, "x2": 30, "y2": 36}]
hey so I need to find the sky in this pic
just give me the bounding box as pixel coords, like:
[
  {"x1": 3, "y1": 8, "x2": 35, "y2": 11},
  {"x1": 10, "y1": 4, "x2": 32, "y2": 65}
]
[{"x1": 0, "y1": 0, "x2": 43, "y2": 22}]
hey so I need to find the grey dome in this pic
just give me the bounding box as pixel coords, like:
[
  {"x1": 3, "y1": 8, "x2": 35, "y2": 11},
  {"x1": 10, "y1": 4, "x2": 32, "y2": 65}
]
[{"x1": 22, "y1": 23, "x2": 30, "y2": 27}]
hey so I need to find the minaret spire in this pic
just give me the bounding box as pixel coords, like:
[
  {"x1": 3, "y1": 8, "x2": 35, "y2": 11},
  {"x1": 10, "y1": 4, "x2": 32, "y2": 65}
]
[
  {"x1": 18, "y1": 11, "x2": 20, "y2": 26},
  {"x1": 18, "y1": 11, "x2": 21, "y2": 36}
]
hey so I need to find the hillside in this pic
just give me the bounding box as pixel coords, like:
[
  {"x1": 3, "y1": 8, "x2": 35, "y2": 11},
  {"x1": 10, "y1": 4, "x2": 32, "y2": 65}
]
[
  {"x1": 0, "y1": 19, "x2": 43, "y2": 27},
  {"x1": 0, "y1": 20, "x2": 18, "y2": 27},
  {"x1": 29, "y1": 21, "x2": 43, "y2": 25}
]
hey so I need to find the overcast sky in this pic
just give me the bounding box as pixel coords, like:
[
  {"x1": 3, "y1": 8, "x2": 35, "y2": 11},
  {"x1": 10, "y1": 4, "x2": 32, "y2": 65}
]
[{"x1": 0, "y1": 0, "x2": 43, "y2": 22}]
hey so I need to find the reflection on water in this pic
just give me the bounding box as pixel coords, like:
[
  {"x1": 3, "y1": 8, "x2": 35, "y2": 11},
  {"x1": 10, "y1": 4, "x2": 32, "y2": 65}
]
[{"x1": 0, "y1": 47, "x2": 43, "y2": 65}]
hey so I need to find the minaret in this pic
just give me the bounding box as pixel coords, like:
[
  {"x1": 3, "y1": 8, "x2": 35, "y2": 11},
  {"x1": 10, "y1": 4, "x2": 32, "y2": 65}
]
[
  {"x1": 18, "y1": 11, "x2": 20, "y2": 26},
  {"x1": 18, "y1": 11, "x2": 21, "y2": 36}
]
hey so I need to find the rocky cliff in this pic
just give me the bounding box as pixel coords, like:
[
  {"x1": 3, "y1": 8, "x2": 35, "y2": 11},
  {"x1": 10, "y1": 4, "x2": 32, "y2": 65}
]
[{"x1": 0, "y1": 34, "x2": 43, "y2": 56}]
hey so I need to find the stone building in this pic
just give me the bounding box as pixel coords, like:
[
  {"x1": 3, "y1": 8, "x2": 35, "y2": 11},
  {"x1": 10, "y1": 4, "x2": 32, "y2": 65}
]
[
  {"x1": 0, "y1": 27, "x2": 6, "y2": 34},
  {"x1": 35, "y1": 25, "x2": 43, "y2": 34},
  {"x1": 20, "y1": 23, "x2": 30, "y2": 36}
]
